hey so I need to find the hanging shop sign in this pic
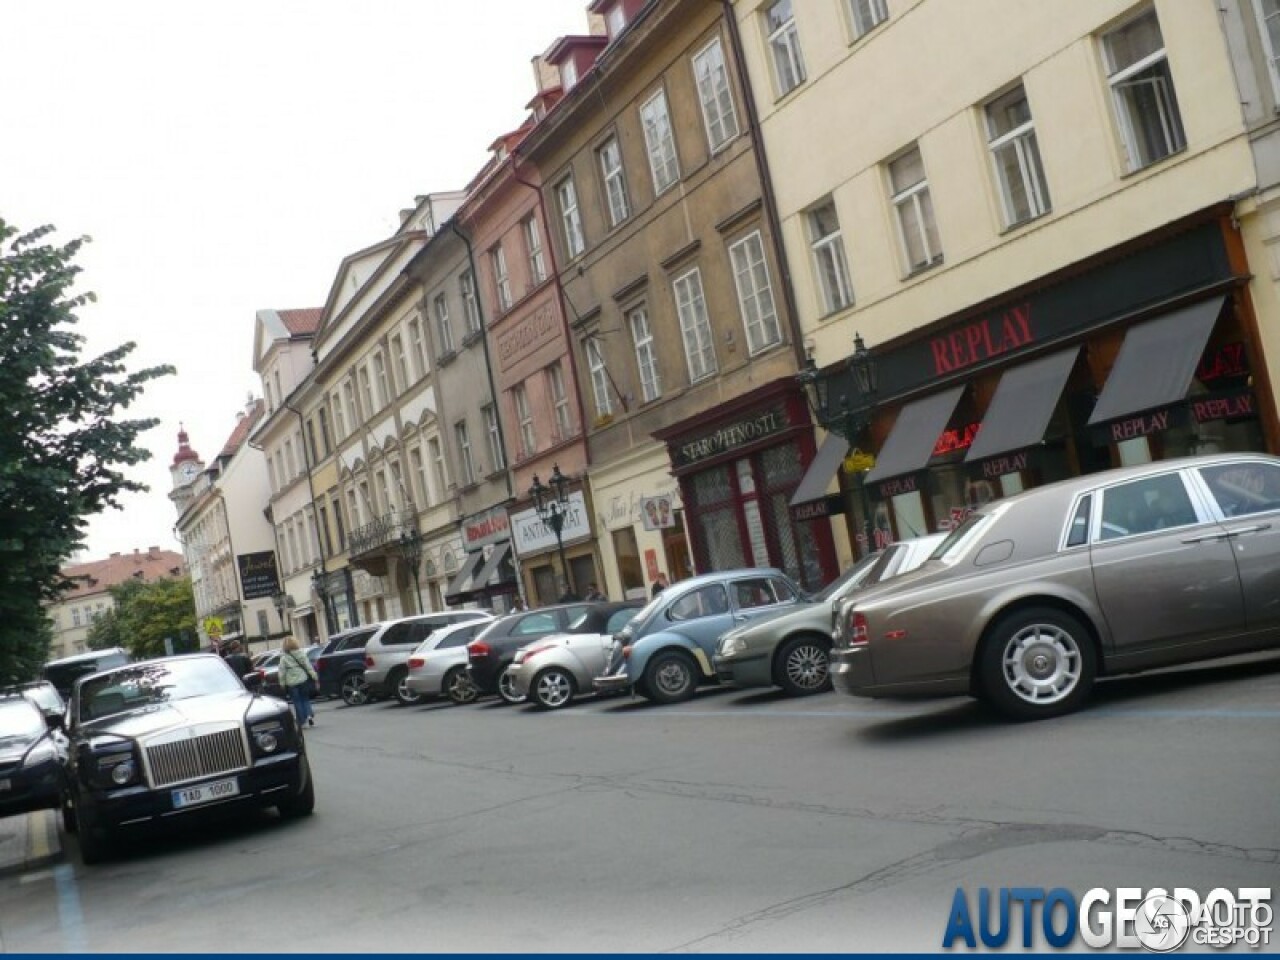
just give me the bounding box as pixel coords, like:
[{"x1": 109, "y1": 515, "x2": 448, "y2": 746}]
[
  {"x1": 462, "y1": 505, "x2": 511, "y2": 549},
  {"x1": 640, "y1": 495, "x2": 676, "y2": 531},
  {"x1": 671, "y1": 405, "x2": 792, "y2": 468},
  {"x1": 511, "y1": 490, "x2": 592, "y2": 555},
  {"x1": 236, "y1": 551, "x2": 281, "y2": 601}
]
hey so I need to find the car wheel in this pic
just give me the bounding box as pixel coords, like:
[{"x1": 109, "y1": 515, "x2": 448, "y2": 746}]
[
  {"x1": 980, "y1": 607, "x2": 1097, "y2": 720},
  {"x1": 340, "y1": 672, "x2": 369, "y2": 707},
  {"x1": 444, "y1": 666, "x2": 478, "y2": 705},
  {"x1": 531, "y1": 667, "x2": 575, "y2": 710},
  {"x1": 497, "y1": 666, "x2": 527, "y2": 705},
  {"x1": 277, "y1": 756, "x2": 316, "y2": 819},
  {"x1": 775, "y1": 635, "x2": 832, "y2": 696},
  {"x1": 392, "y1": 668, "x2": 421, "y2": 707},
  {"x1": 643, "y1": 651, "x2": 697, "y2": 705},
  {"x1": 75, "y1": 789, "x2": 110, "y2": 865}
]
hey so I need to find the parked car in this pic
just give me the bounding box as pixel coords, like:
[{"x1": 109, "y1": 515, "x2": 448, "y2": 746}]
[
  {"x1": 0, "y1": 696, "x2": 64, "y2": 819},
  {"x1": 507, "y1": 606, "x2": 644, "y2": 710},
  {"x1": 61, "y1": 653, "x2": 315, "y2": 863},
  {"x1": 364, "y1": 611, "x2": 492, "y2": 706},
  {"x1": 1, "y1": 680, "x2": 67, "y2": 725},
  {"x1": 467, "y1": 602, "x2": 641, "y2": 704},
  {"x1": 830, "y1": 454, "x2": 1280, "y2": 720},
  {"x1": 402, "y1": 616, "x2": 497, "y2": 704},
  {"x1": 714, "y1": 534, "x2": 947, "y2": 696},
  {"x1": 42, "y1": 647, "x2": 131, "y2": 700},
  {"x1": 594, "y1": 569, "x2": 805, "y2": 705},
  {"x1": 315, "y1": 624, "x2": 382, "y2": 705},
  {"x1": 260, "y1": 645, "x2": 321, "y2": 698}
]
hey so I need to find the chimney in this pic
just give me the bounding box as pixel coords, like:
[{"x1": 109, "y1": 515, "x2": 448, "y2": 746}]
[{"x1": 531, "y1": 55, "x2": 560, "y2": 95}]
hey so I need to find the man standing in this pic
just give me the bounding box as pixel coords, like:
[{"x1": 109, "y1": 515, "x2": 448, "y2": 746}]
[
  {"x1": 651, "y1": 572, "x2": 670, "y2": 598},
  {"x1": 220, "y1": 641, "x2": 253, "y2": 682}
]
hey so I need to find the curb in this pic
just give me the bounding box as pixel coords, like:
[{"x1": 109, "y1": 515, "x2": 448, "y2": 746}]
[{"x1": 0, "y1": 809, "x2": 62, "y2": 877}]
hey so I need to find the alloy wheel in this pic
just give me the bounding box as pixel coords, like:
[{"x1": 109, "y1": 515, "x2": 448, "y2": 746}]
[
  {"x1": 784, "y1": 642, "x2": 829, "y2": 692},
  {"x1": 534, "y1": 669, "x2": 573, "y2": 709},
  {"x1": 1001, "y1": 623, "x2": 1083, "y2": 705}
]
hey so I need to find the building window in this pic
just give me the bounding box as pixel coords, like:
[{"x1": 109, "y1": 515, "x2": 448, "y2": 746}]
[
  {"x1": 523, "y1": 216, "x2": 546, "y2": 287},
  {"x1": 389, "y1": 460, "x2": 405, "y2": 510},
  {"x1": 640, "y1": 89, "x2": 680, "y2": 194},
  {"x1": 557, "y1": 176, "x2": 585, "y2": 259},
  {"x1": 317, "y1": 408, "x2": 331, "y2": 456},
  {"x1": 1101, "y1": 8, "x2": 1185, "y2": 171},
  {"x1": 1255, "y1": 0, "x2": 1280, "y2": 98},
  {"x1": 482, "y1": 404, "x2": 505, "y2": 472},
  {"x1": 605, "y1": 3, "x2": 626, "y2": 38},
  {"x1": 317, "y1": 502, "x2": 332, "y2": 556},
  {"x1": 628, "y1": 305, "x2": 661, "y2": 403},
  {"x1": 728, "y1": 231, "x2": 780, "y2": 354},
  {"x1": 888, "y1": 145, "x2": 942, "y2": 273},
  {"x1": 455, "y1": 421, "x2": 476, "y2": 486},
  {"x1": 358, "y1": 366, "x2": 375, "y2": 419},
  {"x1": 331, "y1": 494, "x2": 346, "y2": 549},
  {"x1": 692, "y1": 37, "x2": 739, "y2": 152},
  {"x1": 598, "y1": 137, "x2": 630, "y2": 228},
  {"x1": 390, "y1": 334, "x2": 410, "y2": 393},
  {"x1": 373, "y1": 350, "x2": 391, "y2": 407},
  {"x1": 409, "y1": 446, "x2": 429, "y2": 505},
  {"x1": 330, "y1": 392, "x2": 346, "y2": 442},
  {"x1": 984, "y1": 84, "x2": 1051, "y2": 228},
  {"x1": 488, "y1": 245, "x2": 512, "y2": 312},
  {"x1": 460, "y1": 269, "x2": 482, "y2": 336},
  {"x1": 848, "y1": 0, "x2": 888, "y2": 38},
  {"x1": 547, "y1": 362, "x2": 573, "y2": 440},
  {"x1": 808, "y1": 199, "x2": 854, "y2": 314},
  {"x1": 428, "y1": 437, "x2": 448, "y2": 497},
  {"x1": 561, "y1": 57, "x2": 578, "y2": 90},
  {"x1": 513, "y1": 383, "x2": 537, "y2": 456},
  {"x1": 433, "y1": 293, "x2": 455, "y2": 354},
  {"x1": 586, "y1": 338, "x2": 613, "y2": 418},
  {"x1": 283, "y1": 438, "x2": 296, "y2": 479},
  {"x1": 673, "y1": 268, "x2": 717, "y2": 382},
  {"x1": 346, "y1": 488, "x2": 361, "y2": 531},
  {"x1": 407, "y1": 315, "x2": 428, "y2": 379},
  {"x1": 72, "y1": 607, "x2": 81, "y2": 627},
  {"x1": 765, "y1": 0, "x2": 806, "y2": 96},
  {"x1": 343, "y1": 378, "x2": 360, "y2": 427}
]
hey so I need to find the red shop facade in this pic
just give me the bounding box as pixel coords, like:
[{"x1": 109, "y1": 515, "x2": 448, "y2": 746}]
[{"x1": 655, "y1": 380, "x2": 839, "y2": 592}]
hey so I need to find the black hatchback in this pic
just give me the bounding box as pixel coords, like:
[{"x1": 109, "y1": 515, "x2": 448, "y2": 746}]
[{"x1": 466, "y1": 601, "x2": 643, "y2": 704}]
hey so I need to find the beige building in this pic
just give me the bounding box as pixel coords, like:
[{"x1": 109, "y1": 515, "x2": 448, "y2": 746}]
[
  {"x1": 46, "y1": 548, "x2": 186, "y2": 660},
  {"x1": 732, "y1": 0, "x2": 1277, "y2": 549}
]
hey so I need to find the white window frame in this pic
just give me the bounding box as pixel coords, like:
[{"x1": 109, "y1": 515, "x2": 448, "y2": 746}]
[
  {"x1": 410, "y1": 445, "x2": 429, "y2": 506},
  {"x1": 513, "y1": 383, "x2": 537, "y2": 456},
  {"x1": 547, "y1": 362, "x2": 573, "y2": 439},
  {"x1": 598, "y1": 136, "x2": 630, "y2": 228},
  {"x1": 561, "y1": 58, "x2": 578, "y2": 90},
  {"x1": 523, "y1": 216, "x2": 546, "y2": 286},
  {"x1": 888, "y1": 146, "x2": 942, "y2": 273},
  {"x1": 765, "y1": 0, "x2": 806, "y2": 96},
  {"x1": 330, "y1": 391, "x2": 346, "y2": 442},
  {"x1": 460, "y1": 269, "x2": 482, "y2": 335},
  {"x1": 433, "y1": 293, "x2": 455, "y2": 354},
  {"x1": 557, "y1": 177, "x2": 585, "y2": 259},
  {"x1": 483, "y1": 403, "x2": 505, "y2": 471},
  {"x1": 427, "y1": 437, "x2": 448, "y2": 497},
  {"x1": 389, "y1": 334, "x2": 409, "y2": 393},
  {"x1": 693, "y1": 37, "x2": 739, "y2": 153},
  {"x1": 640, "y1": 89, "x2": 680, "y2": 194},
  {"x1": 455, "y1": 421, "x2": 476, "y2": 487},
  {"x1": 490, "y1": 245, "x2": 512, "y2": 311},
  {"x1": 407, "y1": 315, "x2": 428, "y2": 379},
  {"x1": 848, "y1": 0, "x2": 888, "y2": 39},
  {"x1": 358, "y1": 365, "x2": 375, "y2": 419},
  {"x1": 1254, "y1": 0, "x2": 1280, "y2": 100},
  {"x1": 1101, "y1": 9, "x2": 1186, "y2": 172},
  {"x1": 984, "y1": 84, "x2": 1051, "y2": 228},
  {"x1": 373, "y1": 350, "x2": 391, "y2": 407},
  {"x1": 673, "y1": 268, "x2": 717, "y2": 382},
  {"x1": 629, "y1": 305, "x2": 661, "y2": 403},
  {"x1": 728, "y1": 231, "x2": 781, "y2": 355},
  {"x1": 586, "y1": 338, "x2": 613, "y2": 418},
  {"x1": 606, "y1": 3, "x2": 626, "y2": 38},
  {"x1": 808, "y1": 199, "x2": 855, "y2": 314}
]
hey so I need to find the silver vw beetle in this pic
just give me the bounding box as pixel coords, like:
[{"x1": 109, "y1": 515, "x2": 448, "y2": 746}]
[
  {"x1": 830, "y1": 454, "x2": 1280, "y2": 719},
  {"x1": 507, "y1": 606, "x2": 642, "y2": 710}
]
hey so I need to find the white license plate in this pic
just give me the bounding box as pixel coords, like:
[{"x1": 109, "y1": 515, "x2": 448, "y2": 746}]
[
  {"x1": 0, "y1": 778, "x2": 10, "y2": 792},
  {"x1": 171, "y1": 777, "x2": 240, "y2": 809}
]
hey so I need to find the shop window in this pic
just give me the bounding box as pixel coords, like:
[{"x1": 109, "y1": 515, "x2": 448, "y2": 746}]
[{"x1": 611, "y1": 527, "x2": 645, "y2": 598}]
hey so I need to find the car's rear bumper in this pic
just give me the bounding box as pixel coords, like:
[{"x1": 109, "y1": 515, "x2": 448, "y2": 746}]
[
  {"x1": 830, "y1": 648, "x2": 969, "y2": 698},
  {"x1": 592, "y1": 671, "x2": 630, "y2": 694},
  {"x1": 830, "y1": 647, "x2": 876, "y2": 696},
  {"x1": 0, "y1": 760, "x2": 61, "y2": 817}
]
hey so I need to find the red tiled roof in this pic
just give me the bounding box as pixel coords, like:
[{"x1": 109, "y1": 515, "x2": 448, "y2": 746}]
[
  {"x1": 60, "y1": 548, "x2": 187, "y2": 600},
  {"x1": 279, "y1": 308, "x2": 322, "y2": 336},
  {"x1": 219, "y1": 400, "x2": 265, "y2": 458}
]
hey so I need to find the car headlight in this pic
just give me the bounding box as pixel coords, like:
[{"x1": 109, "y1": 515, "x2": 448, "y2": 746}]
[
  {"x1": 23, "y1": 740, "x2": 57, "y2": 768},
  {"x1": 719, "y1": 634, "x2": 746, "y2": 658},
  {"x1": 250, "y1": 719, "x2": 288, "y2": 755},
  {"x1": 95, "y1": 750, "x2": 139, "y2": 788}
]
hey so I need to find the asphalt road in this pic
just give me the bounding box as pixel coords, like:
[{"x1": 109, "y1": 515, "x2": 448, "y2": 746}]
[{"x1": 2, "y1": 653, "x2": 1278, "y2": 953}]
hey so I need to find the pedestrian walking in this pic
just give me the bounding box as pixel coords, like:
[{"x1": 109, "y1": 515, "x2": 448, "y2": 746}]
[
  {"x1": 651, "y1": 572, "x2": 670, "y2": 598},
  {"x1": 279, "y1": 635, "x2": 319, "y2": 728}
]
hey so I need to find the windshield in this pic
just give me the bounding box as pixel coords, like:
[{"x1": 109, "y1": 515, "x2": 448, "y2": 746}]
[
  {"x1": 0, "y1": 701, "x2": 45, "y2": 744},
  {"x1": 78, "y1": 658, "x2": 243, "y2": 723},
  {"x1": 813, "y1": 553, "x2": 882, "y2": 603}
]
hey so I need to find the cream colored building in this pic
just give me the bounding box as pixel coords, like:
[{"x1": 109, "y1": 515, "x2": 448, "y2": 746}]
[{"x1": 733, "y1": 0, "x2": 1277, "y2": 549}]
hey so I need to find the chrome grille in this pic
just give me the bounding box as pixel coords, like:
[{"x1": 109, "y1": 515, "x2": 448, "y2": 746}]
[{"x1": 145, "y1": 729, "x2": 248, "y2": 788}]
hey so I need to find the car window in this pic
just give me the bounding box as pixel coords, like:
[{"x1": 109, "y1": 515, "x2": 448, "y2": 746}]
[
  {"x1": 769, "y1": 577, "x2": 797, "y2": 603},
  {"x1": 380, "y1": 622, "x2": 415, "y2": 645},
  {"x1": 439, "y1": 623, "x2": 483, "y2": 649},
  {"x1": 1098, "y1": 473, "x2": 1198, "y2": 541},
  {"x1": 1198, "y1": 462, "x2": 1280, "y2": 518},
  {"x1": 564, "y1": 606, "x2": 596, "y2": 629},
  {"x1": 0, "y1": 700, "x2": 45, "y2": 739},
  {"x1": 606, "y1": 608, "x2": 638, "y2": 633},
  {"x1": 1066, "y1": 495, "x2": 1092, "y2": 548},
  {"x1": 733, "y1": 578, "x2": 777, "y2": 610},
  {"x1": 513, "y1": 612, "x2": 559, "y2": 635},
  {"x1": 669, "y1": 584, "x2": 729, "y2": 621},
  {"x1": 408, "y1": 621, "x2": 438, "y2": 644}
]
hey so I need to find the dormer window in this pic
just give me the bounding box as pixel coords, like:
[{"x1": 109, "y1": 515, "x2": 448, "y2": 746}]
[
  {"x1": 561, "y1": 58, "x2": 578, "y2": 90},
  {"x1": 606, "y1": 4, "x2": 626, "y2": 39}
]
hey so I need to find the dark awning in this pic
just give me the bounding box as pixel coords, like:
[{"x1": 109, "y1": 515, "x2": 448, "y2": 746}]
[
  {"x1": 471, "y1": 542, "x2": 513, "y2": 592},
  {"x1": 789, "y1": 433, "x2": 850, "y2": 507},
  {"x1": 443, "y1": 550, "x2": 484, "y2": 602},
  {"x1": 865, "y1": 385, "x2": 965, "y2": 484},
  {"x1": 1088, "y1": 297, "x2": 1224, "y2": 425},
  {"x1": 965, "y1": 347, "x2": 1079, "y2": 463}
]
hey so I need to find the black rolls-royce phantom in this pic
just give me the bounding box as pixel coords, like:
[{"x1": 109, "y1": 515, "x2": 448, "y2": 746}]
[{"x1": 62, "y1": 654, "x2": 315, "y2": 864}]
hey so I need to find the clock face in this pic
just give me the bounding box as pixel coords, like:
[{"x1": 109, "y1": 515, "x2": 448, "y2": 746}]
[{"x1": 181, "y1": 463, "x2": 197, "y2": 481}]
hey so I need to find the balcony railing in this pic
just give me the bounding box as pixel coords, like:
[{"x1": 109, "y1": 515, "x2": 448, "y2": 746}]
[{"x1": 347, "y1": 507, "x2": 419, "y2": 559}]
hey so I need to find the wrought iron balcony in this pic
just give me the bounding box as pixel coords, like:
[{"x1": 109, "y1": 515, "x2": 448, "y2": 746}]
[{"x1": 347, "y1": 507, "x2": 419, "y2": 560}]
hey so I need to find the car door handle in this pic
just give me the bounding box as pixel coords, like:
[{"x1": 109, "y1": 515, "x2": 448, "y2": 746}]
[
  {"x1": 1224, "y1": 523, "x2": 1272, "y2": 537},
  {"x1": 1181, "y1": 532, "x2": 1231, "y2": 544}
]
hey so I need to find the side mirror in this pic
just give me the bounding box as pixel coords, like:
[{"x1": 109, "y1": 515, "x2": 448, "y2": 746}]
[{"x1": 242, "y1": 672, "x2": 264, "y2": 692}]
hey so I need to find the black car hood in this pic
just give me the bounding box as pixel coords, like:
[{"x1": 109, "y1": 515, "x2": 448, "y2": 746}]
[{"x1": 77, "y1": 691, "x2": 285, "y2": 740}]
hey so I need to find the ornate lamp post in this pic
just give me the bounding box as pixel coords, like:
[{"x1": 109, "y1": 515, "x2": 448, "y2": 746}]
[
  {"x1": 529, "y1": 464, "x2": 575, "y2": 601},
  {"x1": 311, "y1": 569, "x2": 334, "y2": 634},
  {"x1": 396, "y1": 525, "x2": 425, "y2": 614},
  {"x1": 271, "y1": 589, "x2": 290, "y2": 634},
  {"x1": 797, "y1": 332, "x2": 880, "y2": 553}
]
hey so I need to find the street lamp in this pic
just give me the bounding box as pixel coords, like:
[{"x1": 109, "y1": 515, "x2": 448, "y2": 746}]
[
  {"x1": 529, "y1": 464, "x2": 575, "y2": 601},
  {"x1": 271, "y1": 589, "x2": 290, "y2": 634},
  {"x1": 396, "y1": 525, "x2": 425, "y2": 614},
  {"x1": 797, "y1": 332, "x2": 880, "y2": 554},
  {"x1": 311, "y1": 569, "x2": 334, "y2": 633}
]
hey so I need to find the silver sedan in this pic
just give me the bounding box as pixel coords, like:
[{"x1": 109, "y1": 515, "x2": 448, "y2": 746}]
[
  {"x1": 403, "y1": 617, "x2": 494, "y2": 704},
  {"x1": 830, "y1": 454, "x2": 1280, "y2": 719}
]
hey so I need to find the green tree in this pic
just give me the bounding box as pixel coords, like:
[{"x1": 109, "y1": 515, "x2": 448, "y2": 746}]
[
  {"x1": 87, "y1": 576, "x2": 197, "y2": 659},
  {"x1": 0, "y1": 219, "x2": 172, "y2": 682}
]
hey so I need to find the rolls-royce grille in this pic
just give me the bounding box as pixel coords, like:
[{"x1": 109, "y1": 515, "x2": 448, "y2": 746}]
[{"x1": 146, "y1": 729, "x2": 248, "y2": 788}]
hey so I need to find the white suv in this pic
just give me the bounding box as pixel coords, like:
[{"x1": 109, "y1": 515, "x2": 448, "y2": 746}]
[{"x1": 363, "y1": 611, "x2": 491, "y2": 705}]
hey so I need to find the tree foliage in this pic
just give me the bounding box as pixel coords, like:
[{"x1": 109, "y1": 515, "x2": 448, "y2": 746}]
[
  {"x1": 87, "y1": 576, "x2": 198, "y2": 658},
  {"x1": 0, "y1": 218, "x2": 173, "y2": 681}
]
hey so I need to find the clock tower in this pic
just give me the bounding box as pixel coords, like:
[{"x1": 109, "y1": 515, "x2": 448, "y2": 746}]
[{"x1": 168, "y1": 424, "x2": 205, "y2": 510}]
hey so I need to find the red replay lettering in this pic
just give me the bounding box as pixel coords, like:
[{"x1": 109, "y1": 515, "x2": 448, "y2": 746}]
[{"x1": 930, "y1": 303, "x2": 1033, "y2": 375}]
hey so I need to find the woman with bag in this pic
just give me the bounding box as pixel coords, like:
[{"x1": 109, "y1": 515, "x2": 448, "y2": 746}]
[{"x1": 279, "y1": 635, "x2": 319, "y2": 728}]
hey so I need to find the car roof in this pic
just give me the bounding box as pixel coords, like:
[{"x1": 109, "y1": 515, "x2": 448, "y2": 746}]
[
  {"x1": 659, "y1": 568, "x2": 788, "y2": 594},
  {"x1": 43, "y1": 647, "x2": 129, "y2": 668}
]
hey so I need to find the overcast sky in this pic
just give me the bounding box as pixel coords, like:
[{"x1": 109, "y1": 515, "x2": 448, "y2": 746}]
[{"x1": 1, "y1": 0, "x2": 589, "y2": 562}]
